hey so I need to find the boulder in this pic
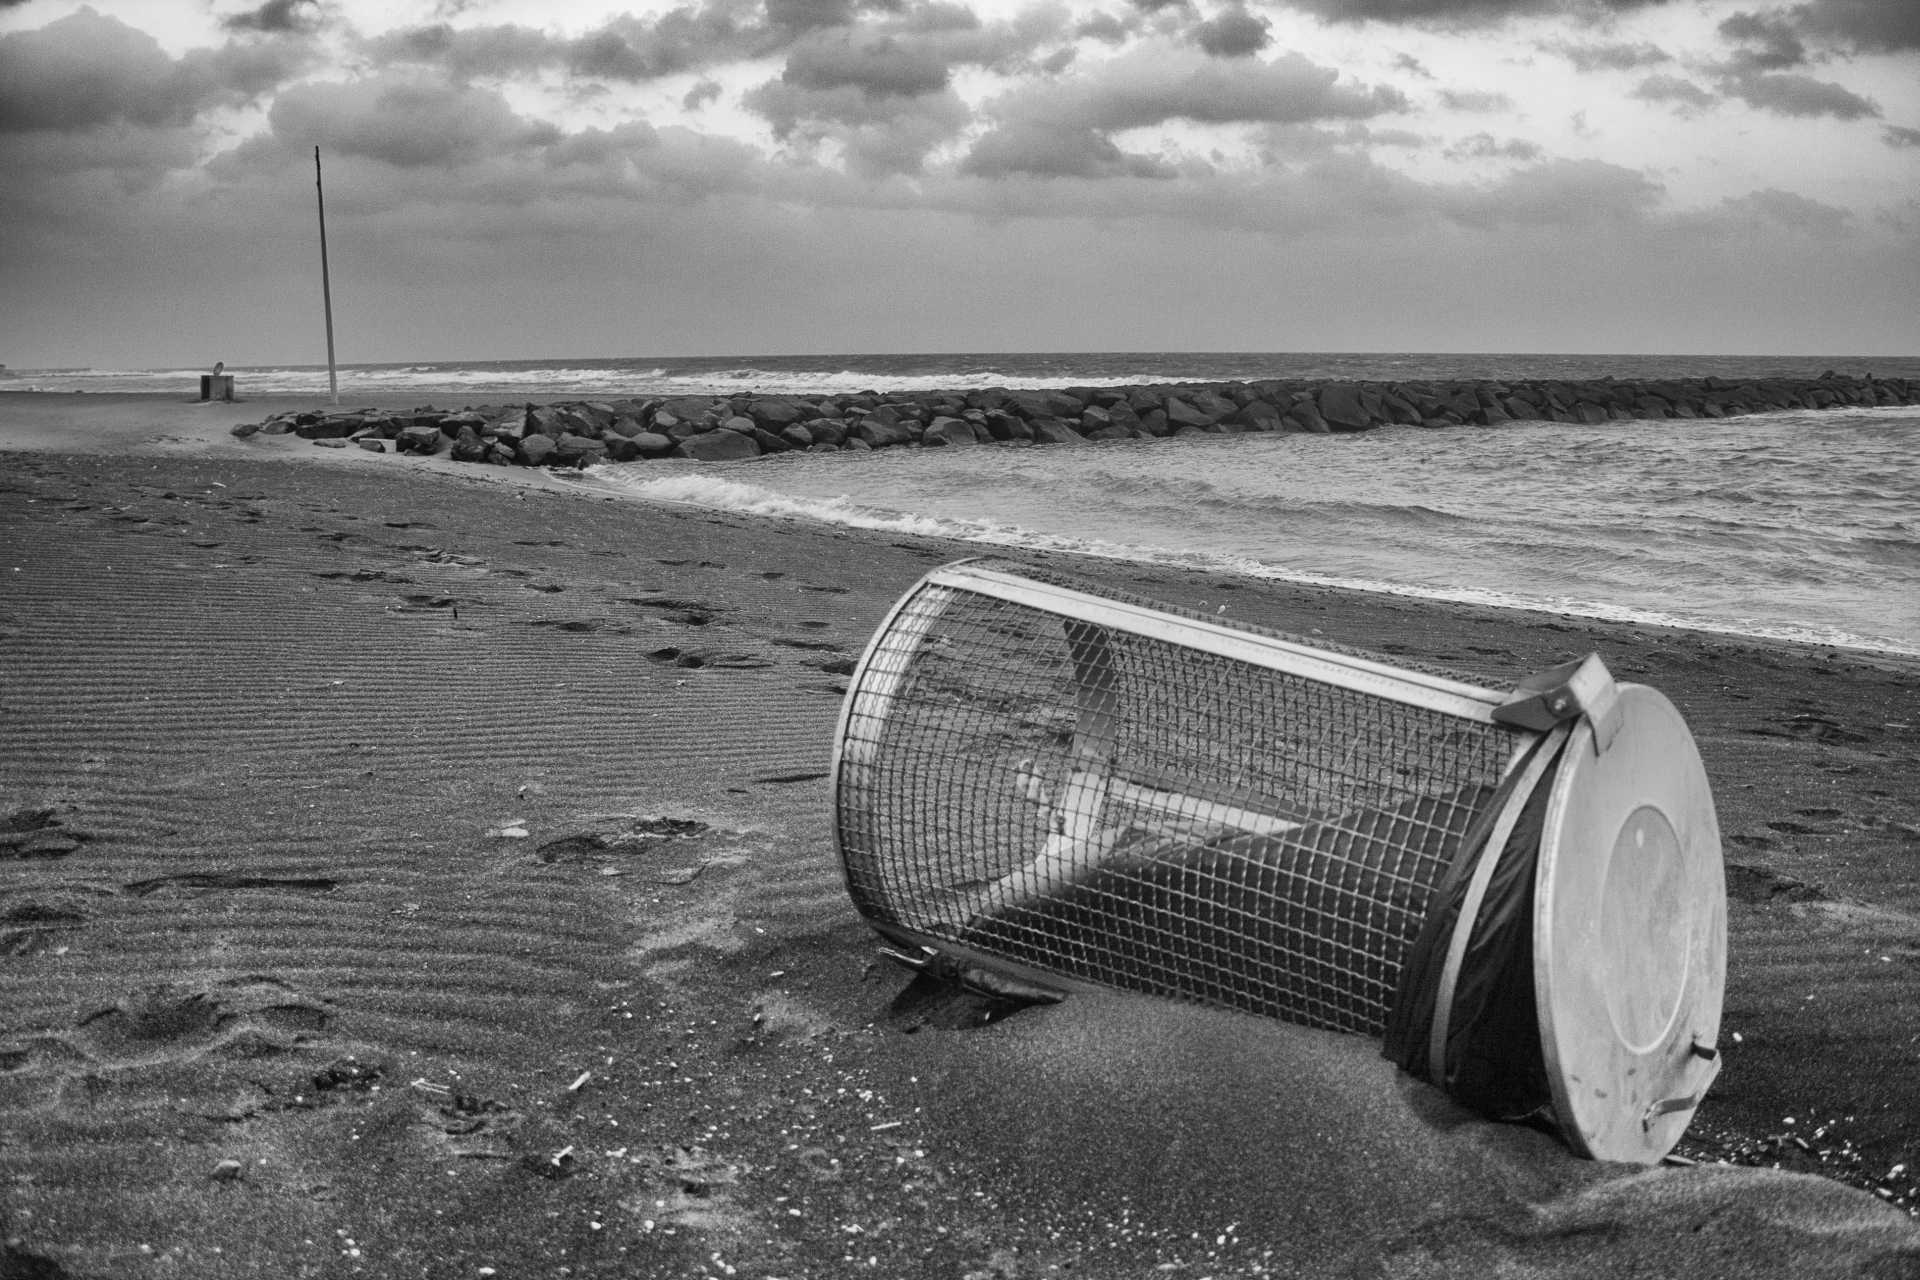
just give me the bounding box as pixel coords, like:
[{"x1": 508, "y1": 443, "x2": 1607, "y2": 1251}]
[
  {"x1": 678, "y1": 428, "x2": 760, "y2": 461},
  {"x1": 395, "y1": 424, "x2": 446, "y2": 455},
  {"x1": 854, "y1": 418, "x2": 915, "y2": 449},
  {"x1": 553, "y1": 433, "x2": 608, "y2": 466},
  {"x1": 1135, "y1": 408, "x2": 1170, "y2": 437},
  {"x1": 779, "y1": 424, "x2": 815, "y2": 450},
  {"x1": 749, "y1": 397, "x2": 808, "y2": 429},
  {"x1": 1028, "y1": 417, "x2": 1087, "y2": 446},
  {"x1": 450, "y1": 426, "x2": 489, "y2": 462},
  {"x1": 1164, "y1": 397, "x2": 1214, "y2": 429},
  {"x1": 804, "y1": 419, "x2": 848, "y2": 448},
  {"x1": 656, "y1": 397, "x2": 720, "y2": 425},
  {"x1": 1284, "y1": 401, "x2": 1330, "y2": 433},
  {"x1": 1186, "y1": 390, "x2": 1239, "y2": 422},
  {"x1": 356, "y1": 438, "x2": 387, "y2": 453},
  {"x1": 518, "y1": 434, "x2": 557, "y2": 466},
  {"x1": 1228, "y1": 400, "x2": 1283, "y2": 431},
  {"x1": 1504, "y1": 397, "x2": 1542, "y2": 420},
  {"x1": 605, "y1": 415, "x2": 647, "y2": 439},
  {"x1": 1317, "y1": 384, "x2": 1374, "y2": 431},
  {"x1": 924, "y1": 417, "x2": 980, "y2": 447}
]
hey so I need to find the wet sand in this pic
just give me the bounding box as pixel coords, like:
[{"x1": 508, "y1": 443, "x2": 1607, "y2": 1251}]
[{"x1": 1, "y1": 395, "x2": 1916, "y2": 1277}]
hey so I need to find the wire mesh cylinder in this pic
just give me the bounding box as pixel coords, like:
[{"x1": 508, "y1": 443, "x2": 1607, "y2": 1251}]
[{"x1": 834, "y1": 558, "x2": 1534, "y2": 1038}]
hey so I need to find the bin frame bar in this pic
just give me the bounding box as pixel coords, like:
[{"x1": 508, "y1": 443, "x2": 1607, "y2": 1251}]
[{"x1": 909, "y1": 562, "x2": 1513, "y2": 724}]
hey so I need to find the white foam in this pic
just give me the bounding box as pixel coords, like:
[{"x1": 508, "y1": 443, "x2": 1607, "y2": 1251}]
[{"x1": 588, "y1": 464, "x2": 1920, "y2": 658}]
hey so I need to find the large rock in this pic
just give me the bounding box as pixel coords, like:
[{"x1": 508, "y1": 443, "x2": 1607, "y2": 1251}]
[
  {"x1": 553, "y1": 432, "x2": 608, "y2": 466},
  {"x1": 518, "y1": 434, "x2": 557, "y2": 465},
  {"x1": 854, "y1": 418, "x2": 915, "y2": 449},
  {"x1": 749, "y1": 397, "x2": 809, "y2": 429},
  {"x1": 1316, "y1": 384, "x2": 1374, "y2": 431},
  {"x1": 1164, "y1": 397, "x2": 1214, "y2": 429},
  {"x1": 1028, "y1": 417, "x2": 1087, "y2": 445},
  {"x1": 395, "y1": 424, "x2": 446, "y2": 455},
  {"x1": 924, "y1": 417, "x2": 980, "y2": 447},
  {"x1": 677, "y1": 428, "x2": 760, "y2": 461},
  {"x1": 1229, "y1": 400, "x2": 1284, "y2": 431}
]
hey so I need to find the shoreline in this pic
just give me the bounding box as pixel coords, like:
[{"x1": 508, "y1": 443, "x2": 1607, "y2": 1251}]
[{"x1": 7, "y1": 387, "x2": 1914, "y2": 662}]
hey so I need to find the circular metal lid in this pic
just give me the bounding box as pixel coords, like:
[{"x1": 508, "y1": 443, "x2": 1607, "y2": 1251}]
[{"x1": 1533, "y1": 684, "x2": 1726, "y2": 1163}]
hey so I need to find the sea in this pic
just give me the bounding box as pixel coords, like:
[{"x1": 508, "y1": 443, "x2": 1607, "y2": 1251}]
[{"x1": 8, "y1": 352, "x2": 1918, "y2": 657}]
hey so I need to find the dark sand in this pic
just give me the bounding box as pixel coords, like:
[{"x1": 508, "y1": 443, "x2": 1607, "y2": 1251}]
[{"x1": 1, "y1": 396, "x2": 1917, "y2": 1278}]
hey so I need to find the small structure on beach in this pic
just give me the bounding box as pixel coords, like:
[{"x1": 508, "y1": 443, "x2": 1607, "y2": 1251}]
[
  {"x1": 832, "y1": 557, "x2": 1726, "y2": 1163},
  {"x1": 200, "y1": 361, "x2": 234, "y2": 402}
]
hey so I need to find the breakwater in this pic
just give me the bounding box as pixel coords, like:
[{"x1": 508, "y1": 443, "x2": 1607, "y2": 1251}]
[{"x1": 232, "y1": 372, "x2": 1917, "y2": 466}]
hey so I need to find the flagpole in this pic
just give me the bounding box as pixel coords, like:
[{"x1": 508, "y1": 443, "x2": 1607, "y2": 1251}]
[{"x1": 315, "y1": 146, "x2": 339, "y2": 405}]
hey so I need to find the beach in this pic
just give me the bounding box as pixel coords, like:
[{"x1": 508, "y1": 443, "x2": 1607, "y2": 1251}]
[{"x1": 2, "y1": 393, "x2": 1917, "y2": 1278}]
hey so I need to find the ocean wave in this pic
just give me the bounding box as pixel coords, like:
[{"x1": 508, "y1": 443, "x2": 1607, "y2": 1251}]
[{"x1": 586, "y1": 464, "x2": 1920, "y2": 657}]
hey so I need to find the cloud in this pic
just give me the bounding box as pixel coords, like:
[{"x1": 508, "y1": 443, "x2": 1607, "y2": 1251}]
[
  {"x1": 1441, "y1": 157, "x2": 1664, "y2": 228},
  {"x1": 266, "y1": 74, "x2": 561, "y2": 168},
  {"x1": 981, "y1": 49, "x2": 1408, "y2": 139},
  {"x1": 959, "y1": 119, "x2": 1178, "y2": 177},
  {"x1": 1717, "y1": 187, "x2": 1851, "y2": 237},
  {"x1": 1717, "y1": 10, "x2": 1807, "y2": 71},
  {"x1": 684, "y1": 79, "x2": 724, "y2": 110},
  {"x1": 221, "y1": 0, "x2": 324, "y2": 35},
  {"x1": 1439, "y1": 89, "x2": 1513, "y2": 111},
  {"x1": 1789, "y1": 0, "x2": 1920, "y2": 54},
  {"x1": 1884, "y1": 124, "x2": 1920, "y2": 149},
  {"x1": 1445, "y1": 131, "x2": 1542, "y2": 160},
  {"x1": 1544, "y1": 39, "x2": 1669, "y2": 72},
  {"x1": 0, "y1": 8, "x2": 206, "y2": 132},
  {"x1": 0, "y1": 7, "x2": 313, "y2": 135},
  {"x1": 1632, "y1": 73, "x2": 1717, "y2": 112},
  {"x1": 1193, "y1": 4, "x2": 1271, "y2": 57},
  {"x1": 1275, "y1": 0, "x2": 1669, "y2": 28},
  {"x1": 1724, "y1": 71, "x2": 1878, "y2": 120},
  {"x1": 781, "y1": 30, "x2": 954, "y2": 95}
]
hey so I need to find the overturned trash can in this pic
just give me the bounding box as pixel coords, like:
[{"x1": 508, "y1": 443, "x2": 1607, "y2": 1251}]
[{"x1": 832, "y1": 558, "x2": 1725, "y2": 1163}]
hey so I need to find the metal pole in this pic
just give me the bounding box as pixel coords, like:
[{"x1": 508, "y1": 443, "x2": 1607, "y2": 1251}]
[{"x1": 315, "y1": 146, "x2": 339, "y2": 405}]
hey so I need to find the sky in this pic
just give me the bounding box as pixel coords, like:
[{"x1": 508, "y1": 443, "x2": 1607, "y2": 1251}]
[{"x1": 0, "y1": 0, "x2": 1915, "y2": 367}]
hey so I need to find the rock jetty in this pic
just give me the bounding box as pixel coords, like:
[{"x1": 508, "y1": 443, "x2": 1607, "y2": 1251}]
[{"x1": 232, "y1": 372, "x2": 1916, "y2": 467}]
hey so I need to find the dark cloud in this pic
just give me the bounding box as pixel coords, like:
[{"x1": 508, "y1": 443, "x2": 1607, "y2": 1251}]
[
  {"x1": 1632, "y1": 73, "x2": 1717, "y2": 111},
  {"x1": 782, "y1": 31, "x2": 953, "y2": 95},
  {"x1": 1439, "y1": 89, "x2": 1513, "y2": 111},
  {"x1": 1789, "y1": 0, "x2": 1920, "y2": 54},
  {"x1": 569, "y1": 10, "x2": 750, "y2": 81},
  {"x1": 1442, "y1": 158, "x2": 1664, "y2": 229},
  {"x1": 960, "y1": 120, "x2": 1176, "y2": 178},
  {"x1": 1277, "y1": 0, "x2": 1668, "y2": 29},
  {"x1": 1717, "y1": 11, "x2": 1807, "y2": 71},
  {"x1": 363, "y1": 23, "x2": 561, "y2": 80},
  {"x1": 1392, "y1": 53, "x2": 1432, "y2": 77},
  {"x1": 267, "y1": 75, "x2": 560, "y2": 167},
  {"x1": 1444, "y1": 131, "x2": 1542, "y2": 160},
  {"x1": 766, "y1": 0, "x2": 859, "y2": 32},
  {"x1": 1717, "y1": 187, "x2": 1850, "y2": 237},
  {"x1": 989, "y1": 51, "x2": 1408, "y2": 137},
  {"x1": 1884, "y1": 125, "x2": 1920, "y2": 149},
  {"x1": 1193, "y1": 5, "x2": 1272, "y2": 57},
  {"x1": 221, "y1": 0, "x2": 323, "y2": 35},
  {"x1": 0, "y1": 7, "x2": 307, "y2": 133},
  {"x1": 1545, "y1": 39, "x2": 1669, "y2": 72},
  {"x1": 684, "y1": 79, "x2": 724, "y2": 110},
  {"x1": 743, "y1": 77, "x2": 969, "y2": 175},
  {"x1": 1724, "y1": 71, "x2": 1878, "y2": 119},
  {"x1": 1077, "y1": 12, "x2": 1133, "y2": 44}
]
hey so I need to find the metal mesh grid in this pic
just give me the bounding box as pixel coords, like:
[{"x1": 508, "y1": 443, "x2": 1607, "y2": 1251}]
[{"x1": 836, "y1": 564, "x2": 1530, "y2": 1037}]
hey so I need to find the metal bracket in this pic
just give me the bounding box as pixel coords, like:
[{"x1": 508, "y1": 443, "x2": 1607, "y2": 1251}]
[
  {"x1": 1493, "y1": 653, "x2": 1624, "y2": 752},
  {"x1": 1642, "y1": 1052, "x2": 1722, "y2": 1130},
  {"x1": 878, "y1": 945, "x2": 1067, "y2": 1006}
]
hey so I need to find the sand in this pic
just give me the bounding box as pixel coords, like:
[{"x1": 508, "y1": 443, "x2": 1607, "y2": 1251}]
[{"x1": 1, "y1": 394, "x2": 1916, "y2": 1278}]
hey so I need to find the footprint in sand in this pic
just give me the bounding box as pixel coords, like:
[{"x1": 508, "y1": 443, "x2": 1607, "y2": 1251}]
[
  {"x1": 0, "y1": 808, "x2": 88, "y2": 860},
  {"x1": 1, "y1": 978, "x2": 336, "y2": 1077}
]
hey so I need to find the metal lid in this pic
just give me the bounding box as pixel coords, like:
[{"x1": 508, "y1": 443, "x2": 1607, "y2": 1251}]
[{"x1": 1533, "y1": 684, "x2": 1726, "y2": 1163}]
